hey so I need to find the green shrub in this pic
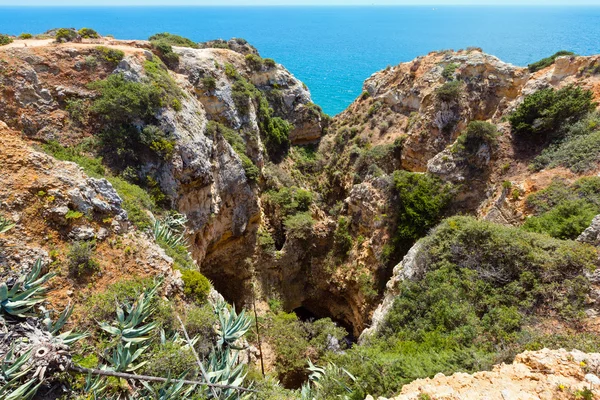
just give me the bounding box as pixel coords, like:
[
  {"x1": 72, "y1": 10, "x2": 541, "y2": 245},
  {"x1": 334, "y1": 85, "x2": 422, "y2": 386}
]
[
  {"x1": 18, "y1": 33, "x2": 32, "y2": 39},
  {"x1": 95, "y1": 46, "x2": 124, "y2": 66},
  {"x1": 180, "y1": 269, "x2": 211, "y2": 304},
  {"x1": 333, "y1": 216, "x2": 353, "y2": 257},
  {"x1": 284, "y1": 212, "x2": 314, "y2": 240},
  {"x1": 0, "y1": 34, "x2": 13, "y2": 46},
  {"x1": 264, "y1": 186, "x2": 313, "y2": 217},
  {"x1": 148, "y1": 32, "x2": 198, "y2": 48},
  {"x1": 391, "y1": 171, "x2": 453, "y2": 254},
  {"x1": 184, "y1": 303, "x2": 218, "y2": 355},
  {"x1": 83, "y1": 277, "x2": 155, "y2": 323},
  {"x1": 264, "y1": 58, "x2": 277, "y2": 68},
  {"x1": 42, "y1": 139, "x2": 105, "y2": 178},
  {"x1": 530, "y1": 112, "x2": 600, "y2": 172},
  {"x1": 528, "y1": 50, "x2": 575, "y2": 73},
  {"x1": 258, "y1": 227, "x2": 276, "y2": 253},
  {"x1": 55, "y1": 28, "x2": 79, "y2": 42},
  {"x1": 508, "y1": 85, "x2": 596, "y2": 139},
  {"x1": 522, "y1": 200, "x2": 598, "y2": 239},
  {"x1": 441, "y1": 62, "x2": 459, "y2": 80},
  {"x1": 522, "y1": 176, "x2": 600, "y2": 239},
  {"x1": 453, "y1": 120, "x2": 499, "y2": 154},
  {"x1": 436, "y1": 80, "x2": 462, "y2": 102},
  {"x1": 68, "y1": 241, "x2": 100, "y2": 280},
  {"x1": 65, "y1": 209, "x2": 84, "y2": 220},
  {"x1": 65, "y1": 98, "x2": 88, "y2": 124},
  {"x1": 334, "y1": 216, "x2": 596, "y2": 397},
  {"x1": 142, "y1": 342, "x2": 197, "y2": 378},
  {"x1": 107, "y1": 176, "x2": 155, "y2": 230},
  {"x1": 245, "y1": 54, "x2": 264, "y2": 71},
  {"x1": 78, "y1": 27, "x2": 99, "y2": 38},
  {"x1": 202, "y1": 76, "x2": 217, "y2": 91}
]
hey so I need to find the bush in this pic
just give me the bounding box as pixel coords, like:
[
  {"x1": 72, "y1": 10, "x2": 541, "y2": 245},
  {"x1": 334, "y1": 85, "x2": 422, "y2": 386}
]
[
  {"x1": 391, "y1": 171, "x2": 453, "y2": 254},
  {"x1": 68, "y1": 241, "x2": 100, "y2": 280},
  {"x1": 142, "y1": 342, "x2": 197, "y2": 378},
  {"x1": 333, "y1": 216, "x2": 353, "y2": 257},
  {"x1": 18, "y1": 33, "x2": 32, "y2": 39},
  {"x1": 528, "y1": 50, "x2": 575, "y2": 73},
  {"x1": 83, "y1": 277, "x2": 155, "y2": 323},
  {"x1": 245, "y1": 54, "x2": 264, "y2": 71},
  {"x1": 148, "y1": 32, "x2": 198, "y2": 48},
  {"x1": 202, "y1": 76, "x2": 217, "y2": 91},
  {"x1": 522, "y1": 200, "x2": 598, "y2": 240},
  {"x1": 65, "y1": 98, "x2": 88, "y2": 124},
  {"x1": 95, "y1": 46, "x2": 124, "y2": 66},
  {"x1": 264, "y1": 58, "x2": 277, "y2": 69},
  {"x1": 42, "y1": 139, "x2": 105, "y2": 178},
  {"x1": 522, "y1": 176, "x2": 600, "y2": 239},
  {"x1": 530, "y1": 112, "x2": 600, "y2": 172},
  {"x1": 508, "y1": 85, "x2": 596, "y2": 139},
  {"x1": 184, "y1": 303, "x2": 218, "y2": 356},
  {"x1": 453, "y1": 121, "x2": 499, "y2": 154},
  {"x1": 55, "y1": 28, "x2": 79, "y2": 43},
  {"x1": 107, "y1": 176, "x2": 155, "y2": 230},
  {"x1": 333, "y1": 216, "x2": 596, "y2": 397},
  {"x1": 441, "y1": 62, "x2": 459, "y2": 80},
  {"x1": 78, "y1": 27, "x2": 99, "y2": 38},
  {"x1": 284, "y1": 212, "x2": 314, "y2": 240},
  {"x1": 436, "y1": 80, "x2": 462, "y2": 102},
  {"x1": 264, "y1": 186, "x2": 313, "y2": 217},
  {"x1": 0, "y1": 34, "x2": 13, "y2": 46},
  {"x1": 180, "y1": 269, "x2": 211, "y2": 304}
]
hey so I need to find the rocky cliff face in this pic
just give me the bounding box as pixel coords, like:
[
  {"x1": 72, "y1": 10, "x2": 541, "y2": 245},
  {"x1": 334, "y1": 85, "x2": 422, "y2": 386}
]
[{"x1": 367, "y1": 349, "x2": 600, "y2": 400}]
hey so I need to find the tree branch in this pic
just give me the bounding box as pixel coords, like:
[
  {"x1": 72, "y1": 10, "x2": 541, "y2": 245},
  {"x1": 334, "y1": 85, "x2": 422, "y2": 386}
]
[{"x1": 69, "y1": 365, "x2": 256, "y2": 393}]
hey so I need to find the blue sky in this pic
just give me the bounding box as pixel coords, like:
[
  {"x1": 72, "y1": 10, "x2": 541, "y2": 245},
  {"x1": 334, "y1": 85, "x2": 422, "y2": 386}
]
[{"x1": 2, "y1": 0, "x2": 599, "y2": 5}]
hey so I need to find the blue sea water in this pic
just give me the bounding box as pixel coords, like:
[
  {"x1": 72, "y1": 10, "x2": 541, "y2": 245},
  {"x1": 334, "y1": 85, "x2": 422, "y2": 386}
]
[{"x1": 1, "y1": 6, "x2": 600, "y2": 115}]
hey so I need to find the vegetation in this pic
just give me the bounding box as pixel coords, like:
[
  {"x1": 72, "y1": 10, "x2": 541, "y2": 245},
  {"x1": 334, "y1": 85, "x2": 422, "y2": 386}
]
[
  {"x1": 149, "y1": 32, "x2": 198, "y2": 48},
  {"x1": 226, "y1": 64, "x2": 293, "y2": 161},
  {"x1": 245, "y1": 53, "x2": 264, "y2": 71},
  {"x1": 0, "y1": 34, "x2": 13, "y2": 46},
  {"x1": 436, "y1": 80, "x2": 462, "y2": 102},
  {"x1": 55, "y1": 28, "x2": 79, "y2": 42},
  {"x1": 68, "y1": 241, "x2": 101, "y2": 281},
  {"x1": 330, "y1": 216, "x2": 597, "y2": 397},
  {"x1": 284, "y1": 212, "x2": 314, "y2": 240},
  {"x1": 528, "y1": 50, "x2": 575, "y2": 73},
  {"x1": 180, "y1": 269, "x2": 211, "y2": 304},
  {"x1": 207, "y1": 121, "x2": 259, "y2": 182},
  {"x1": 95, "y1": 46, "x2": 125, "y2": 66},
  {"x1": 441, "y1": 62, "x2": 459, "y2": 80},
  {"x1": 264, "y1": 309, "x2": 348, "y2": 387},
  {"x1": 202, "y1": 75, "x2": 217, "y2": 91},
  {"x1": 78, "y1": 27, "x2": 100, "y2": 38},
  {"x1": 531, "y1": 111, "x2": 600, "y2": 172},
  {"x1": 522, "y1": 177, "x2": 600, "y2": 239},
  {"x1": 508, "y1": 85, "x2": 596, "y2": 139},
  {"x1": 390, "y1": 171, "x2": 453, "y2": 256},
  {"x1": 18, "y1": 32, "x2": 33, "y2": 39},
  {"x1": 88, "y1": 57, "x2": 181, "y2": 168},
  {"x1": 453, "y1": 120, "x2": 499, "y2": 154},
  {"x1": 333, "y1": 216, "x2": 353, "y2": 257}
]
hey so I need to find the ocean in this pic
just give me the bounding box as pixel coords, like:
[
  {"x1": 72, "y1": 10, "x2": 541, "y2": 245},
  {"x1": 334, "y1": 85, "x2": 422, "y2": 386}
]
[{"x1": 1, "y1": 6, "x2": 599, "y2": 115}]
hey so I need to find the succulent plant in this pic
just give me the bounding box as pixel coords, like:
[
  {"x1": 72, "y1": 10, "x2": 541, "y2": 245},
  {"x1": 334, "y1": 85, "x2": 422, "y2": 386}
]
[{"x1": 0, "y1": 259, "x2": 55, "y2": 318}]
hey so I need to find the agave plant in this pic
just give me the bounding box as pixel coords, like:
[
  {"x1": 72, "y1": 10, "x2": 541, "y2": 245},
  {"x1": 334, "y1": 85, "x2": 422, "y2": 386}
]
[
  {"x1": 204, "y1": 347, "x2": 250, "y2": 400},
  {"x1": 42, "y1": 303, "x2": 89, "y2": 345},
  {"x1": 300, "y1": 360, "x2": 357, "y2": 400},
  {"x1": 153, "y1": 213, "x2": 188, "y2": 249},
  {"x1": 0, "y1": 259, "x2": 55, "y2": 318},
  {"x1": 140, "y1": 374, "x2": 196, "y2": 400},
  {"x1": 82, "y1": 372, "x2": 108, "y2": 397},
  {"x1": 99, "y1": 282, "x2": 160, "y2": 344},
  {"x1": 105, "y1": 342, "x2": 149, "y2": 372},
  {"x1": 0, "y1": 214, "x2": 14, "y2": 234},
  {"x1": 214, "y1": 302, "x2": 252, "y2": 349},
  {"x1": 0, "y1": 348, "x2": 41, "y2": 400}
]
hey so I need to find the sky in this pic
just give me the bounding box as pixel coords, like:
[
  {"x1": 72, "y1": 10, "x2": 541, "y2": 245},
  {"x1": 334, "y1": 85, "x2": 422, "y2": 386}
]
[{"x1": 1, "y1": 0, "x2": 600, "y2": 5}]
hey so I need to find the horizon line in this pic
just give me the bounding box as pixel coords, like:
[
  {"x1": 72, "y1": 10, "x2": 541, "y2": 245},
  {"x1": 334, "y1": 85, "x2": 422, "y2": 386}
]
[{"x1": 1, "y1": 3, "x2": 599, "y2": 6}]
